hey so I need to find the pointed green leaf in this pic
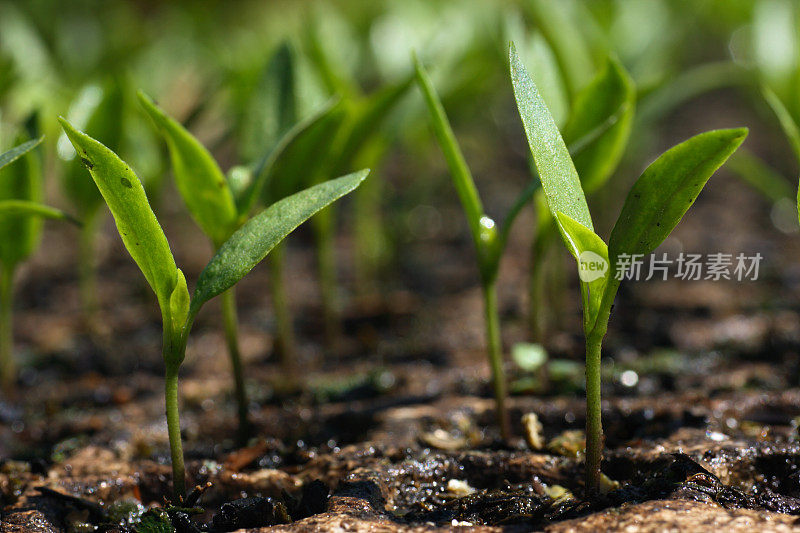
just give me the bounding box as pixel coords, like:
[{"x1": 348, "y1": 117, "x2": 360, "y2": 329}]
[
  {"x1": 510, "y1": 43, "x2": 593, "y2": 245},
  {"x1": 0, "y1": 200, "x2": 80, "y2": 226},
  {"x1": 0, "y1": 137, "x2": 42, "y2": 171},
  {"x1": 414, "y1": 55, "x2": 485, "y2": 251},
  {"x1": 563, "y1": 57, "x2": 635, "y2": 193},
  {"x1": 609, "y1": 128, "x2": 748, "y2": 273},
  {"x1": 556, "y1": 212, "x2": 609, "y2": 325},
  {"x1": 58, "y1": 117, "x2": 179, "y2": 309},
  {"x1": 0, "y1": 136, "x2": 43, "y2": 267},
  {"x1": 190, "y1": 170, "x2": 369, "y2": 316},
  {"x1": 138, "y1": 91, "x2": 238, "y2": 247}
]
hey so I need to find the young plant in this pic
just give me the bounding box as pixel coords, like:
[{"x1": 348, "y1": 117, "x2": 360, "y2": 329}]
[
  {"x1": 527, "y1": 56, "x2": 636, "y2": 343},
  {"x1": 0, "y1": 136, "x2": 80, "y2": 388},
  {"x1": 138, "y1": 80, "x2": 344, "y2": 424},
  {"x1": 509, "y1": 43, "x2": 747, "y2": 493},
  {"x1": 59, "y1": 118, "x2": 368, "y2": 499},
  {"x1": 414, "y1": 55, "x2": 538, "y2": 442}
]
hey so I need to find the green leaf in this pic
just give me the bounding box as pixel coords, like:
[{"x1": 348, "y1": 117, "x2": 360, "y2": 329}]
[
  {"x1": 763, "y1": 86, "x2": 800, "y2": 162},
  {"x1": 414, "y1": 55, "x2": 486, "y2": 254},
  {"x1": 0, "y1": 136, "x2": 43, "y2": 267},
  {"x1": 138, "y1": 91, "x2": 238, "y2": 247},
  {"x1": 562, "y1": 57, "x2": 635, "y2": 193},
  {"x1": 58, "y1": 117, "x2": 179, "y2": 311},
  {"x1": 510, "y1": 43, "x2": 594, "y2": 243},
  {"x1": 556, "y1": 212, "x2": 609, "y2": 326},
  {"x1": 0, "y1": 137, "x2": 42, "y2": 171},
  {"x1": 190, "y1": 169, "x2": 369, "y2": 316},
  {"x1": 0, "y1": 200, "x2": 81, "y2": 226},
  {"x1": 608, "y1": 128, "x2": 748, "y2": 274}
]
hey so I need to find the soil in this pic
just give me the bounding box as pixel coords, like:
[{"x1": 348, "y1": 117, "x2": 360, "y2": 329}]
[{"x1": 3, "y1": 89, "x2": 800, "y2": 531}]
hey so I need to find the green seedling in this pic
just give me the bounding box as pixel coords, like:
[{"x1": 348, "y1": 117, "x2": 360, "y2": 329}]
[
  {"x1": 138, "y1": 77, "x2": 345, "y2": 426},
  {"x1": 528, "y1": 55, "x2": 636, "y2": 342},
  {"x1": 0, "y1": 136, "x2": 80, "y2": 388},
  {"x1": 510, "y1": 43, "x2": 746, "y2": 493},
  {"x1": 414, "y1": 54, "x2": 538, "y2": 442},
  {"x1": 59, "y1": 118, "x2": 368, "y2": 499}
]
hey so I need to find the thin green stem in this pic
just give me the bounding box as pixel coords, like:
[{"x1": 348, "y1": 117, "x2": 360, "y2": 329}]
[
  {"x1": 0, "y1": 265, "x2": 15, "y2": 390},
  {"x1": 583, "y1": 278, "x2": 619, "y2": 495},
  {"x1": 164, "y1": 362, "x2": 186, "y2": 500},
  {"x1": 220, "y1": 288, "x2": 249, "y2": 441},
  {"x1": 584, "y1": 334, "x2": 603, "y2": 495},
  {"x1": 268, "y1": 242, "x2": 296, "y2": 372},
  {"x1": 482, "y1": 282, "x2": 511, "y2": 442}
]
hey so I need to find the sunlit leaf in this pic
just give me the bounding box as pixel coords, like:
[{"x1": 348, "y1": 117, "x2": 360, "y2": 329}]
[
  {"x1": 59, "y1": 118, "x2": 179, "y2": 310},
  {"x1": 608, "y1": 128, "x2": 747, "y2": 274},
  {"x1": 138, "y1": 91, "x2": 239, "y2": 247},
  {"x1": 510, "y1": 43, "x2": 593, "y2": 242},
  {"x1": 191, "y1": 170, "x2": 369, "y2": 316}
]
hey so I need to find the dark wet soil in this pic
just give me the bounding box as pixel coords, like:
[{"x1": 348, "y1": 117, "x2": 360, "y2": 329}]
[{"x1": 4, "y1": 89, "x2": 800, "y2": 531}]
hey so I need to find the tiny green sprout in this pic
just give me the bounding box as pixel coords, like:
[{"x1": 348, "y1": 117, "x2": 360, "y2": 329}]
[
  {"x1": 510, "y1": 43, "x2": 747, "y2": 494},
  {"x1": 59, "y1": 117, "x2": 368, "y2": 499},
  {"x1": 414, "y1": 53, "x2": 539, "y2": 442},
  {"x1": 0, "y1": 136, "x2": 80, "y2": 389}
]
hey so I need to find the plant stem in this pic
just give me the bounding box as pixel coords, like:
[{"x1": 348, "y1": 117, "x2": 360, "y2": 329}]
[
  {"x1": 268, "y1": 242, "x2": 296, "y2": 372},
  {"x1": 164, "y1": 362, "x2": 186, "y2": 500},
  {"x1": 584, "y1": 334, "x2": 603, "y2": 495},
  {"x1": 0, "y1": 265, "x2": 15, "y2": 390},
  {"x1": 482, "y1": 282, "x2": 511, "y2": 442},
  {"x1": 78, "y1": 211, "x2": 99, "y2": 320},
  {"x1": 220, "y1": 288, "x2": 249, "y2": 442}
]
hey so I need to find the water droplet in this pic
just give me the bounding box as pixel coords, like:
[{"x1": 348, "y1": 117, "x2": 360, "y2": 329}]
[{"x1": 120, "y1": 177, "x2": 132, "y2": 189}]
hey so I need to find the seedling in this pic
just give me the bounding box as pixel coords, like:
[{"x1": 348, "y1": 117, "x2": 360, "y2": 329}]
[
  {"x1": 59, "y1": 118, "x2": 368, "y2": 498},
  {"x1": 510, "y1": 43, "x2": 746, "y2": 493},
  {"x1": 0, "y1": 136, "x2": 80, "y2": 388},
  {"x1": 138, "y1": 77, "x2": 347, "y2": 426},
  {"x1": 414, "y1": 54, "x2": 538, "y2": 441},
  {"x1": 527, "y1": 55, "x2": 635, "y2": 342}
]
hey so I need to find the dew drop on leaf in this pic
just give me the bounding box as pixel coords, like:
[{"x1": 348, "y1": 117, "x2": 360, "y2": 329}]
[{"x1": 120, "y1": 177, "x2": 133, "y2": 189}]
